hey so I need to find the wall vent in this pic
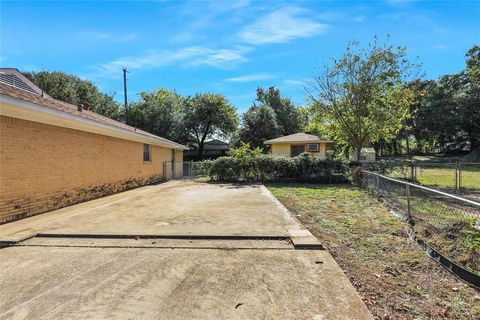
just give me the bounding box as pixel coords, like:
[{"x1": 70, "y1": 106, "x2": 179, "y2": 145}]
[{"x1": 0, "y1": 73, "x2": 38, "y2": 94}]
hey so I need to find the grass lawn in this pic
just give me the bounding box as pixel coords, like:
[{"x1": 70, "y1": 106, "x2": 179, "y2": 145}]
[{"x1": 267, "y1": 183, "x2": 480, "y2": 320}]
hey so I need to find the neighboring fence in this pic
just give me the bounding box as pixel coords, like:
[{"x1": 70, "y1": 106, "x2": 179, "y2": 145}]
[
  {"x1": 463, "y1": 147, "x2": 480, "y2": 162},
  {"x1": 364, "y1": 161, "x2": 480, "y2": 192},
  {"x1": 359, "y1": 170, "x2": 480, "y2": 287}
]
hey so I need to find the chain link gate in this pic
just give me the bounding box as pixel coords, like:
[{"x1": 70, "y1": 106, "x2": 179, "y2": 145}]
[{"x1": 162, "y1": 161, "x2": 205, "y2": 181}]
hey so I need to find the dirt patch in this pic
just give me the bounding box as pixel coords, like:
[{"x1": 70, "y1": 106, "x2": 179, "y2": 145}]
[
  {"x1": 417, "y1": 220, "x2": 480, "y2": 274},
  {"x1": 267, "y1": 183, "x2": 480, "y2": 320}
]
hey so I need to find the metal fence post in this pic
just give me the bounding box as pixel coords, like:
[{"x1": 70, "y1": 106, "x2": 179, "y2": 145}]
[
  {"x1": 457, "y1": 161, "x2": 461, "y2": 190},
  {"x1": 406, "y1": 184, "x2": 411, "y2": 219},
  {"x1": 162, "y1": 161, "x2": 167, "y2": 181},
  {"x1": 410, "y1": 162, "x2": 414, "y2": 181},
  {"x1": 454, "y1": 161, "x2": 459, "y2": 190},
  {"x1": 413, "y1": 162, "x2": 417, "y2": 182}
]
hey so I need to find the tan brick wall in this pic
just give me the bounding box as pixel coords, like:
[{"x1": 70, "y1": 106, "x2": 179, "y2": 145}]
[
  {"x1": 271, "y1": 144, "x2": 291, "y2": 157},
  {"x1": 0, "y1": 116, "x2": 182, "y2": 223}
]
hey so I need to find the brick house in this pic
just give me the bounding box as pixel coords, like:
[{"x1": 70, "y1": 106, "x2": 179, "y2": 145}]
[{"x1": 0, "y1": 69, "x2": 188, "y2": 223}]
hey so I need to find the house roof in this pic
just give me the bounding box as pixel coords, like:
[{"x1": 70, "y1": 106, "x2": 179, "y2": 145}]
[
  {"x1": 361, "y1": 147, "x2": 376, "y2": 153},
  {"x1": 0, "y1": 81, "x2": 188, "y2": 150},
  {"x1": 205, "y1": 139, "x2": 228, "y2": 145},
  {"x1": 204, "y1": 139, "x2": 229, "y2": 150},
  {"x1": 264, "y1": 133, "x2": 333, "y2": 144},
  {"x1": 0, "y1": 68, "x2": 51, "y2": 98}
]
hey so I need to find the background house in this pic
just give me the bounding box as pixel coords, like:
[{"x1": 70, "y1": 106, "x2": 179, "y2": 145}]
[
  {"x1": 264, "y1": 133, "x2": 333, "y2": 158},
  {"x1": 184, "y1": 139, "x2": 229, "y2": 161},
  {"x1": 0, "y1": 68, "x2": 187, "y2": 223}
]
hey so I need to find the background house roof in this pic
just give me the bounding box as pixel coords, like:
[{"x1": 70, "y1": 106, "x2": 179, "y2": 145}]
[
  {"x1": 0, "y1": 68, "x2": 51, "y2": 98},
  {"x1": 204, "y1": 139, "x2": 229, "y2": 151},
  {"x1": 264, "y1": 133, "x2": 333, "y2": 144},
  {"x1": 0, "y1": 82, "x2": 188, "y2": 150}
]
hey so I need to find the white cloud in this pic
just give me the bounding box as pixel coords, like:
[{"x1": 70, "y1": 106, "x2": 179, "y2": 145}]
[
  {"x1": 97, "y1": 46, "x2": 250, "y2": 77},
  {"x1": 353, "y1": 15, "x2": 365, "y2": 22},
  {"x1": 77, "y1": 31, "x2": 137, "y2": 43},
  {"x1": 209, "y1": 0, "x2": 251, "y2": 12},
  {"x1": 239, "y1": 6, "x2": 328, "y2": 45},
  {"x1": 225, "y1": 73, "x2": 275, "y2": 82},
  {"x1": 434, "y1": 45, "x2": 448, "y2": 50},
  {"x1": 282, "y1": 79, "x2": 308, "y2": 87},
  {"x1": 191, "y1": 48, "x2": 249, "y2": 67}
]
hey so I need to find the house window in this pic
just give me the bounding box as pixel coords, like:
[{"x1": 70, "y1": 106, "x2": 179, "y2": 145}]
[
  {"x1": 307, "y1": 143, "x2": 319, "y2": 152},
  {"x1": 291, "y1": 145, "x2": 305, "y2": 157},
  {"x1": 143, "y1": 144, "x2": 151, "y2": 162}
]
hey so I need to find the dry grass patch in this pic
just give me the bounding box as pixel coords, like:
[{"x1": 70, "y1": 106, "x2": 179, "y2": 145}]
[{"x1": 267, "y1": 183, "x2": 480, "y2": 320}]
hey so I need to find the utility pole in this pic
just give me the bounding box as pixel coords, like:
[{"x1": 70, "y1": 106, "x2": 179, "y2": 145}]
[{"x1": 123, "y1": 67, "x2": 128, "y2": 125}]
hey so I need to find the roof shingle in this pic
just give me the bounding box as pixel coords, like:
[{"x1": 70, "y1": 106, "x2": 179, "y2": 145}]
[
  {"x1": 264, "y1": 133, "x2": 333, "y2": 144},
  {"x1": 0, "y1": 82, "x2": 187, "y2": 150}
]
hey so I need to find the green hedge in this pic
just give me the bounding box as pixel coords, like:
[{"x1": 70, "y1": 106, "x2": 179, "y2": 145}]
[{"x1": 205, "y1": 153, "x2": 347, "y2": 183}]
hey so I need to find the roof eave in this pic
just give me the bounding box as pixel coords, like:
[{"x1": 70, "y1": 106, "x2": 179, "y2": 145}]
[
  {"x1": 264, "y1": 140, "x2": 334, "y2": 144},
  {"x1": 1, "y1": 94, "x2": 189, "y2": 150}
]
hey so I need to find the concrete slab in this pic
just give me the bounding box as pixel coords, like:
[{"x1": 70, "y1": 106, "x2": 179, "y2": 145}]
[
  {"x1": 0, "y1": 246, "x2": 372, "y2": 320},
  {"x1": 0, "y1": 181, "x2": 372, "y2": 319},
  {"x1": 0, "y1": 181, "x2": 300, "y2": 242},
  {"x1": 18, "y1": 237, "x2": 294, "y2": 250},
  {"x1": 288, "y1": 229, "x2": 323, "y2": 250}
]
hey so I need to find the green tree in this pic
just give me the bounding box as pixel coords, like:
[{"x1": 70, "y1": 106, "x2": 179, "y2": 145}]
[
  {"x1": 307, "y1": 37, "x2": 418, "y2": 160},
  {"x1": 255, "y1": 87, "x2": 306, "y2": 135},
  {"x1": 406, "y1": 46, "x2": 480, "y2": 154},
  {"x1": 465, "y1": 45, "x2": 480, "y2": 87},
  {"x1": 183, "y1": 93, "x2": 238, "y2": 158},
  {"x1": 23, "y1": 71, "x2": 120, "y2": 119},
  {"x1": 128, "y1": 89, "x2": 188, "y2": 143},
  {"x1": 460, "y1": 45, "x2": 480, "y2": 150},
  {"x1": 237, "y1": 105, "x2": 280, "y2": 149}
]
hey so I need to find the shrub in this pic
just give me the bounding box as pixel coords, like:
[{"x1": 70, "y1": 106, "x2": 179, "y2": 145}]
[
  {"x1": 348, "y1": 160, "x2": 362, "y2": 168},
  {"x1": 207, "y1": 151, "x2": 347, "y2": 183},
  {"x1": 196, "y1": 159, "x2": 214, "y2": 175},
  {"x1": 208, "y1": 156, "x2": 241, "y2": 181}
]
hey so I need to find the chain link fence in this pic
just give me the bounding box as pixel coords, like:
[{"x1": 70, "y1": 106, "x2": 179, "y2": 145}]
[
  {"x1": 364, "y1": 161, "x2": 480, "y2": 193},
  {"x1": 162, "y1": 161, "x2": 207, "y2": 181},
  {"x1": 359, "y1": 170, "x2": 480, "y2": 284},
  {"x1": 162, "y1": 161, "x2": 183, "y2": 181}
]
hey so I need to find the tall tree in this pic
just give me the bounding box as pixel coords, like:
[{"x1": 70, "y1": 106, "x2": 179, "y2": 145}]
[
  {"x1": 237, "y1": 105, "x2": 280, "y2": 149},
  {"x1": 23, "y1": 71, "x2": 120, "y2": 119},
  {"x1": 183, "y1": 93, "x2": 238, "y2": 158},
  {"x1": 307, "y1": 37, "x2": 418, "y2": 160},
  {"x1": 459, "y1": 45, "x2": 480, "y2": 150},
  {"x1": 407, "y1": 46, "x2": 480, "y2": 154},
  {"x1": 128, "y1": 89, "x2": 187, "y2": 143},
  {"x1": 255, "y1": 87, "x2": 306, "y2": 135}
]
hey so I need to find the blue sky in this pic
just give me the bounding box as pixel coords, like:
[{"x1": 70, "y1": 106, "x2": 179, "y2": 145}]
[{"x1": 1, "y1": 0, "x2": 479, "y2": 112}]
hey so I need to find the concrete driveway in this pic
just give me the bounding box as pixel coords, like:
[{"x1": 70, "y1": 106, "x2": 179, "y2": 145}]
[{"x1": 0, "y1": 181, "x2": 372, "y2": 320}]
